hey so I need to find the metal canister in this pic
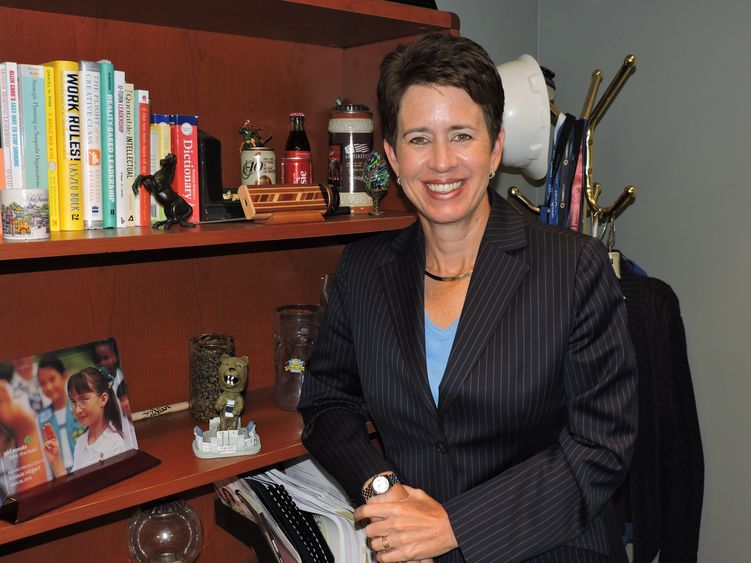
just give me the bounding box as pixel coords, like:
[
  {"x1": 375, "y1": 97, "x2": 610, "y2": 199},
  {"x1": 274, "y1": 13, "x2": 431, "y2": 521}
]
[
  {"x1": 240, "y1": 147, "x2": 276, "y2": 185},
  {"x1": 328, "y1": 102, "x2": 373, "y2": 208}
]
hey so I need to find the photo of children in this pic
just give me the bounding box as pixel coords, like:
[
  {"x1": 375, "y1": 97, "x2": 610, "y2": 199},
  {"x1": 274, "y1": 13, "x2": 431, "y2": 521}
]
[
  {"x1": 36, "y1": 354, "x2": 86, "y2": 475},
  {"x1": 0, "y1": 339, "x2": 139, "y2": 503}
]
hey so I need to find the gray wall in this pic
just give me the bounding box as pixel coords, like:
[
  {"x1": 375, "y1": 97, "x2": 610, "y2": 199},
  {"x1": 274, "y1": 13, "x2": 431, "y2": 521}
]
[
  {"x1": 436, "y1": 1, "x2": 540, "y2": 198},
  {"x1": 439, "y1": 0, "x2": 750, "y2": 560}
]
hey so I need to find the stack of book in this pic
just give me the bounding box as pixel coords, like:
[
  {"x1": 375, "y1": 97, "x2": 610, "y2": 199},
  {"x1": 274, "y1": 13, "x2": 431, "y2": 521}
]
[{"x1": 0, "y1": 59, "x2": 200, "y2": 231}]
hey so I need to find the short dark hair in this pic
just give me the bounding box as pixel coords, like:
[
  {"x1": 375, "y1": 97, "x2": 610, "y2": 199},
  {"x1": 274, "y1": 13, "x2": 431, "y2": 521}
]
[
  {"x1": 377, "y1": 33, "x2": 505, "y2": 148},
  {"x1": 37, "y1": 353, "x2": 65, "y2": 376}
]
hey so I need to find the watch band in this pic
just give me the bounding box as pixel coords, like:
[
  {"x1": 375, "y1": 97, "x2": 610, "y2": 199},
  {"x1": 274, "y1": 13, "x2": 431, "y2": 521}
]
[{"x1": 362, "y1": 473, "x2": 401, "y2": 502}]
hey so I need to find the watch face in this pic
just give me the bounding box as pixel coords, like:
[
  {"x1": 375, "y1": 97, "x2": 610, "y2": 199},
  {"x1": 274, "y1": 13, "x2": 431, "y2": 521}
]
[{"x1": 372, "y1": 475, "x2": 390, "y2": 494}]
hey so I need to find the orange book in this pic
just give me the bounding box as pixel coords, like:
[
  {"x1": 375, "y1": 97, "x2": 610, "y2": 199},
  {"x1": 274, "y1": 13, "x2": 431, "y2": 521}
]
[{"x1": 134, "y1": 89, "x2": 150, "y2": 226}]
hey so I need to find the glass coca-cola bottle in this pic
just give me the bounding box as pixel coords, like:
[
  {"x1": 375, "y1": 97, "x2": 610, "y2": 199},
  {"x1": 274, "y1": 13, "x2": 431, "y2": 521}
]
[{"x1": 281, "y1": 112, "x2": 313, "y2": 184}]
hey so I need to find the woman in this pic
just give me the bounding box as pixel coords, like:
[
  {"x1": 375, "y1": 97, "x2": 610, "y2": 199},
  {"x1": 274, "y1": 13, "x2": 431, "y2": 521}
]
[{"x1": 299, "y1": 33, "x2": 637, "y2": 563}]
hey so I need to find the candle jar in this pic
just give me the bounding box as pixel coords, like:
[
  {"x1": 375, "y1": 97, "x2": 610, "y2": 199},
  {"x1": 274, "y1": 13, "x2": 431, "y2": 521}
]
[{"x1": 188, "y1": 333, "x2": 235, "y2": 422}]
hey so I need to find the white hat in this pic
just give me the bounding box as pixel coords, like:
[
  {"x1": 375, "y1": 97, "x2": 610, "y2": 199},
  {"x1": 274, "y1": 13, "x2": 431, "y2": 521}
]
[{"x1": 496, "y1": 54, "x2": 551, "y2": 180}]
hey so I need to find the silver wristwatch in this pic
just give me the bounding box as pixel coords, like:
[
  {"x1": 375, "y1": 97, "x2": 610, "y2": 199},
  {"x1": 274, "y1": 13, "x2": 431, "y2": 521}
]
[{"x1": 362, "y1": 473, "x2": 401, "y2": 502}]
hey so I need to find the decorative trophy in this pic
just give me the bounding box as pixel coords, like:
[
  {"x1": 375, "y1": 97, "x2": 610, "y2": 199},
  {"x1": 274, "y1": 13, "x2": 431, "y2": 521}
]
[{"x1": 363, "y1": 150, "x2": 390, "y2": 216}]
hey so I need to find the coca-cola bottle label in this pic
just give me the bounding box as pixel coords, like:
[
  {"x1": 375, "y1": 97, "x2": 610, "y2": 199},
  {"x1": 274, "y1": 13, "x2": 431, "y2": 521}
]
[{"x1": 281, "y1": 151, "x2": 313, "y2": 185}]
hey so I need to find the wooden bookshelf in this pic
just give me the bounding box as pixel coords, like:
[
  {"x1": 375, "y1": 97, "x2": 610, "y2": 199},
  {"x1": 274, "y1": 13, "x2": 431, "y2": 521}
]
[{"x1": 0, "y1": 0, "x2": 458, "y2": 559}]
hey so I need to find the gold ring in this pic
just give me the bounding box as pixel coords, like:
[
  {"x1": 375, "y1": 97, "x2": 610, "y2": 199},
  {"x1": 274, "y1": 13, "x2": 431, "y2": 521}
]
[{"x1": 382, "y1": 535, "x2": 392, "y2": 551}]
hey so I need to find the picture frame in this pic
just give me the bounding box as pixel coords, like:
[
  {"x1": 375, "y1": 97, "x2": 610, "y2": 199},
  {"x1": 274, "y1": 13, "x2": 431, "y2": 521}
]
[{"x1": 0, "y1": 338, "x2": 159, "y2": 523}]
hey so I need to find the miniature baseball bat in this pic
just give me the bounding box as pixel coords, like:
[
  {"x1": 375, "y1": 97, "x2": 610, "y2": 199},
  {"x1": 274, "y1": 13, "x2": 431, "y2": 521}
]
[{"x1": 132, "y1": 401, "x2": 190, "y2": 421}]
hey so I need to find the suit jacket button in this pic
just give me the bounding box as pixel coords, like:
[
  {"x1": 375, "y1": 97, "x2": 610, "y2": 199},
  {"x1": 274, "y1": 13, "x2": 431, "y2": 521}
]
[{"x1": 435, "y1": 441, "x2": 448, "y2": 454}]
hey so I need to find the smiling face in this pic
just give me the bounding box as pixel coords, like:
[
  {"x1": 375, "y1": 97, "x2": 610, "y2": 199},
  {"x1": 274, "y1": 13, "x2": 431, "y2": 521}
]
[
  {"x1": 94, "y1": 344, "x2": 118, "y2": 376},
  {"x1": 383, "y1": 84, "x2": 504, "y2": 229},
  {"x1": 218, "y1": 355, "x2": 248, "y2": 394},
  {"x1": 38, "y1": 366, "x2": 67, "y2": 408},
  {"x1": 69, "y1": 390, "x2": 107, "y2": 428}
]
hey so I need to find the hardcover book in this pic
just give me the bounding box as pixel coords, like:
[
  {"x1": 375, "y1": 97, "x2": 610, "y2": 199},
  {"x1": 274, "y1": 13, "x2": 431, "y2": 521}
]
[
  {"x1": 79, "y1": 60, "x2": 102, "y2": 229},
  {"x1": 134, "y1": 89, "x2": 150, "y2": 227},
  {"x1": 122, "y1": 82, "x2": 136, "y2": 227},
  {"x1": 0, "y1": 62, "x2": 23, "y2": 190},
  {"x1": 43, "y1": 60, "x2": 82, "y2": 231},
  {"x1": 17, "y1": 64, "x2": 47, "y2": 191},
  {"x1": 149, "y1": 113, "x2": 170, "y2": 222},
  {"x1": 98, "y1": 60, "x2": 116, "y2": 228},
  {"x1": 42, "y1": 65, "x2": 60, "y2": 231},
  {"x1": 171, "y1": 114, "x2": 200, "y2": 223},
  {"x1": 114, "y1": 70, "x2": 127, "y2": 227}
]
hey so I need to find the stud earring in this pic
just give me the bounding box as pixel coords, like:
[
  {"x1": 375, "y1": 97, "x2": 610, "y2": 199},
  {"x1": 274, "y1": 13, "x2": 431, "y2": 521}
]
[{"x1": 489, "y1": 170, "x2": 496, "y2": 180}]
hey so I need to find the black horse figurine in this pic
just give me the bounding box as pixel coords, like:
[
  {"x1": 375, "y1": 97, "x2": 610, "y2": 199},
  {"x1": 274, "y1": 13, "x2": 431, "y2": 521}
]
[{"x1": 132, "y1": 153, "x2": 196, "y2": 229}]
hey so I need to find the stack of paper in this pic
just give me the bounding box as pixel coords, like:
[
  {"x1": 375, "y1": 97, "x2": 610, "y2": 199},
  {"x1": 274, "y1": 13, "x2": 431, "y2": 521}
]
[{"x1": 215, "y1": 457, "x2": 372, "y2": 563}]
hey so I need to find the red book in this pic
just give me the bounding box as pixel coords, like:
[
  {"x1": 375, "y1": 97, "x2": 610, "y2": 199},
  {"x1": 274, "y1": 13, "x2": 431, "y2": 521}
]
[
  {"x1": 170, "y1": 114, "x2": 199, "y2": 223},
  {"x1": 135, "y1": 90, "x2": 151, "y2": 226}
]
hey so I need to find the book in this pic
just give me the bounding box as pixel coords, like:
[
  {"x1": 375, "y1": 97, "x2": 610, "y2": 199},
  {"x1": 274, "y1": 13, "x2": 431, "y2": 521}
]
[
  {"x1": 98, "y1": 60, "x2": 116, "y2": 228},
  {"x1": 122, "y1": 82, "x2": 136, "y2": 227},
  {"x1": 42, "y1": 65, "x2": 60, "y2": 231},
  {"x1": 17, "y1": 64, "x2": 47, "y2": 190},
  {"x1": 79, "y1": 60, "x2": 102, "y2": 229},
  {"x1": 114, "y1": 70, "x2": 127, "y2": 227},
  {"x1": 171, "y1": 114, "x2": 199, "y2": 223},
  {"x1": 149, "y1": 113, "x2": 170, "y2": 222},
  {"x1": 0, "y1": 62, "x2": 24, "y2": 189},
  {"x1": 0, "y1": 118, "x2": 4, "y2": 189},
  {"x1": 43, "y1": 60, "x2": 82, "y2": 231},
  {"x1": 134, "y1": 89, "x2": 150, "y2": 226}
]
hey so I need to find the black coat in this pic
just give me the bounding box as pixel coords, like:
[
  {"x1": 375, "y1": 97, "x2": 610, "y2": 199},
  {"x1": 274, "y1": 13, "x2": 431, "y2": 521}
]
[{"x1": 615, "y1": 258, "x2": 704, "y2": 563}]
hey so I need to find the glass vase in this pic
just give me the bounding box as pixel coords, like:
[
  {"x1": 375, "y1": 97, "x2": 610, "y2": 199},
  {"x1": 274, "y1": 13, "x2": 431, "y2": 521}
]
[{"x1": 127, "y1": 498, "x2": 204, "y2": 563}]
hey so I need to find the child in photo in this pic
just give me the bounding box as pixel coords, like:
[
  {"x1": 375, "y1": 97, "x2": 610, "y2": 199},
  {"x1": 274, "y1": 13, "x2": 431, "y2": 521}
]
[
  {"x1": 0, "y1": 380, "x2": 47, "y2": 495},
  {"x1": 47, "y1": 366, "x2": 127, "y2": 476},
  {"x1": 37, "y1": 354, "x2": 86, "y2": 475},
  {"x1": 92, "y1": 340, "x2": 124, "y2": 391},
  {"x1": 0, "y1": 359, "x2": 45, "y2": 414},
  {"x1": 116, "y1": 381, "x2": 138, "y2": 450}
]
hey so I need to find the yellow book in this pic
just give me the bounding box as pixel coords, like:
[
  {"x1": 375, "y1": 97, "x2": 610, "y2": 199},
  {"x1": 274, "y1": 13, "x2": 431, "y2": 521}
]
[
  {"x1": 43, "y1": 65, "x2": 60, "y2": 232},
  {"x1": 150, "y1": 115, "x2": 171, "y2": 222},
  {"x1": 43, "y1": 60, "x2": 82, "y2": 231}
]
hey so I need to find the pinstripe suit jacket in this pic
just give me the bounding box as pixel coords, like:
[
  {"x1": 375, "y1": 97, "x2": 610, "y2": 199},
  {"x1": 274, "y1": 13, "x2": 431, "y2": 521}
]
[{"x1": 299, "y1": 193, "x2": 637, "y2": 562}]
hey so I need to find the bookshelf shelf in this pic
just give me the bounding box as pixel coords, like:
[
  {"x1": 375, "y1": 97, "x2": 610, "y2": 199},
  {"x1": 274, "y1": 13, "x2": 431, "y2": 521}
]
[
  {"x1": 0, "y1": 387, "x2": 307, "y2": 546},
  {"x1": 0, "y1": 212, "x2": 415, "y2": 262}
]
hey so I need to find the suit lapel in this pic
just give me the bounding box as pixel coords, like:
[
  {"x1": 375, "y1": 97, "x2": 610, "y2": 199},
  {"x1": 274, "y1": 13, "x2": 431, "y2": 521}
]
[
  {"x1": 438, "y1": 195, "x2": 530, "y2": 414},
  {"x1": 380, "y1": 225, "x2": 437, "y2": 414}
]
